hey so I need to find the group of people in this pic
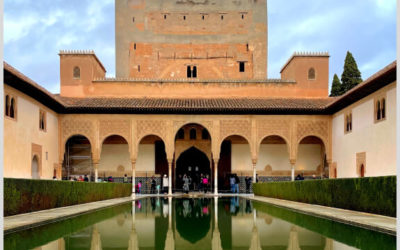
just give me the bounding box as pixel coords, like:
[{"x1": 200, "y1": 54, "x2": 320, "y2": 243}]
[
  {"x1": 68, "y1": 175, "x2": 89, "y2": 182},
  {"x1": 229, "y1": 174, "x2": 253, "y2": 193},
  {"x1": 177, "y1": 173, "x2": 210, "y2": 194}
]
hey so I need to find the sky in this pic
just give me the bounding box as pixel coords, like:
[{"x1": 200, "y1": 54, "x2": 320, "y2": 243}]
[{"x1": 3, "y1": 0, "x2": 397, "y2": 94}]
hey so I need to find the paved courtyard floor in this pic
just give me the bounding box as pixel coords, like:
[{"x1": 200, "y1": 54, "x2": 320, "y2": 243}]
[{"x1": 4, "y1": 194, "x2": 396, "y2": 236}]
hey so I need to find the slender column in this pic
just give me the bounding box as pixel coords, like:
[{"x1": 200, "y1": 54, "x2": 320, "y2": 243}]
[
  {"x1": 168, "y1": 197, "x2": 172, "y2": 228},
  {"x1": 214, "y1": 158, "x2": 219, "y2": 195},
  {"x1": 252, "y1": 159, "x2": 257, "y2": 184},
  {"x1": 290, "y1": 159, "x2": 296, "y2": 181},
  {"x1": 168, "y1": 159, "x2": 173, "y2": 195},
  {"x1": 131, "y1": 160, "x2": 136, "y2": 197},
  {"x1": 93, "y1": 160, "x2": 99, "y2": 183}
]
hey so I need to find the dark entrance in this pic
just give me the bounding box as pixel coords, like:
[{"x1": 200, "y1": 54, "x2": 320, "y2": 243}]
[{"x1": 176, "y1": 147, "x2": 210, "y2": 191}]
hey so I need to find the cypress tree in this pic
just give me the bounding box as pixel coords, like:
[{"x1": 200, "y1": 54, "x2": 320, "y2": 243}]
[
  {"x1": 330, "y1": 74, "x2": 342, "y2": 97},
  {"x1": 341, "y1": 51, "x2": 362, "y2": 93}
]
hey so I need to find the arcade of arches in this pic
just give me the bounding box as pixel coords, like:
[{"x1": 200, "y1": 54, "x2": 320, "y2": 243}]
[{"x1": 60, "y1": 115, "x2": 331, "y2": 194}]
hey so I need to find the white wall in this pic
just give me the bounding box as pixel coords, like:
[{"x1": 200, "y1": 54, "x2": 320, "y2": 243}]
[
  {"x1": 256, "y1": 144, "x2": 290, "y2": 171},
  {"x1": 4, "y1": 86, "x2": 59, "y2": 179},
  {"x1": 231, "y1": 144, "x2": 252, "y2": 172},
  {"x1": 136, "y1": 144, "x2": 155, "y2": 172},
  {"x1": 99, "y1": 144, "x2": 131, "y2": 174},
  {"x1": 332, "y1": 83, "x2": 396, "y2": 177},
  {"x1": 297, "y1": 145, "x2": 322, "y2": 171}
]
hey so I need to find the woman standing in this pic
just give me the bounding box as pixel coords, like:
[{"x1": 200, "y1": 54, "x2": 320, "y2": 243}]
[
  {"x1": 162, "y1": 174, "x2": 169, "y2": 194},
  {"x1": 183, "y1": 174, "x2": 190, "y2": 194}
]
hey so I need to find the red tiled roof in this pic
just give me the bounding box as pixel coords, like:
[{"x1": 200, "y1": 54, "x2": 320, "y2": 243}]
[{"x1": 3, "y1": 60, "x2": 396, "y2": 115}]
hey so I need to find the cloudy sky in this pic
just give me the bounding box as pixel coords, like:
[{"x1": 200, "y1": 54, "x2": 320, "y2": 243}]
[{"x1": 4, "y1": 0, "x2": 396, "y2": 94}]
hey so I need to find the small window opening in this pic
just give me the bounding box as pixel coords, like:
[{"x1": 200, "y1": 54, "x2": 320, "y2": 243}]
[
  {"x1": 241, "y1": 14, "x2": 244, "y2": 19},
  {"x1": 138, "y1": 65, "x2": 140, "y2": 72},
  {"x1": 177, "y1": 129, "x2": 185, "y2": 140},
  {"x1": 164, "y1": 15, "x2": 167, "y2": 20},
  {"x1": 377, "y1": 100, "x2": 381, "y2": 120},
  {"x1": 190, "y1": 128, "x2": 197, "y2": 140},
  {"x1": 187, "y1": 66, "x2": 192, "y2": 78},
  {"x1": 202, "y1": 15, "x2": 205, "y2": 20},
  {"x1": 192, "y1": 66, "x2": 197, "y2": 78},
  {"x1": 10, "y1": 98, "x2": 15, "y2": 118},
  {"x1": 134, "y1": 43, "x2": 136, "y2": 50},
  {"x1": 201, "y1": 129, "x2": 209, "y2": 140},
  {"x1": 308, "y1": 68, "x2": 315, "y2": 80},
  {"x1": 46, "y1": 152, "x2": 48, "y2": 160},
  {"x1": 239, "y1": 62, "x2": 245, "y2": 72},
  {"x1": 5, "y1": 95, "x2": 9, "y2": 117},
  {"x1": 246, "y1": 43, "x2": 249, "y2": 51},
  {"x1": 381, "y1": 99, "x2": 386, "y2": 119},
  {"x1": 73, "y1": 66, "x2": 80, "y2": 79},
  {"x1": 132, "y1": 17, "x2": 135, "y2": 23},
  {"x1": 183, "y1": 16, "x2": 186, "y2": 20},
  {"x1": 221, "y1": 15, "x2": 224, "y2": 20}
]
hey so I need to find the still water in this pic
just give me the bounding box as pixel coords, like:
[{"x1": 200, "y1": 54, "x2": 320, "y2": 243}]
[{"x1": 4, "y1": 197, "x2": 396, "y2": 250}]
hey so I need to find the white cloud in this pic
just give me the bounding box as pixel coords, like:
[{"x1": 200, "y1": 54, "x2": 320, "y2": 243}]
[{"x1": 4, "y1": 13, "x2": 39, "y2": 43}]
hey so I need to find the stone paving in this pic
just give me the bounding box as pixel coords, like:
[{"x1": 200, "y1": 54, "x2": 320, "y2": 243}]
[
  {"x1": 249, "y1": 196, "x2": 396, "y2": 236},
  {"x1": 4, "y1": 194, "x2": 396, "y2": 236}
]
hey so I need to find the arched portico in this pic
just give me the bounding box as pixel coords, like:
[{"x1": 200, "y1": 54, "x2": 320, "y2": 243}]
[
  {"x1": 295, "y1": 135, "x2": 327, "y2": 180},
  {"x1": 62, "y1": 135, "x2": 92, "y2": 180}
]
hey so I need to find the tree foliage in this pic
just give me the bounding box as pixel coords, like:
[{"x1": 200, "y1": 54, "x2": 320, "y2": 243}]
[
  {"x1": 341, "y1": 51, "x2": 362, "y2": 93},
  {"x1": 330, "y1": 73, "x2": 342, "y2": 96}
]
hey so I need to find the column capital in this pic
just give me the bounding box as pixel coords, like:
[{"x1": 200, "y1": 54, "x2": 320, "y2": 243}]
[
  {"x1": 252, "y1": 158, "x2": 257, "y2": 166},
  {"x1": 92, "y1": 159, "x2": 100, "y2": 165},
  {"x1": 213, "y1": 158, "x2": 220, "y2": 164},
  {"x1": 290, "y1": 159, "x2": 296, "y2": 165},
  {"x1": 131, "y1": 158, "x2": 137, "y2": 164}
]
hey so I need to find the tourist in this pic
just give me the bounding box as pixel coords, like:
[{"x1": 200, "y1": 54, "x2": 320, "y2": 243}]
[
  {"x1": 234, "y1": 174, "x2": 240, "y2": 193},
  {"x1": 245, "y1": 176, "x2": 252, "y2": 193},
  {"x1": 78, "y1": 176, "x2": 84, "y2": 182},
  {"x1": 52, "y1": 175, "x2": 57, "y2": 180},
  {"x1": 295, "y1": 174, "x2": 301, "y2": 181},
  {"x1": 203, "y1": 175, "x2": 209, "y2": 193},
  {"x1": 123, "y1": 174, "x2": 128, "y2": 183},
  {"x1": 183, "y1": 174, "x2": 190, "y2": 194},
  {"x1": 108, "y1": 176, "x2": 113, "y2": 182},
  {"x1": 199, "y1": 173, "x2": 204, "y2": 191},
  {"x1": 150, "y1": 176, "x2": 156, "y2": 194},
  {"x1": 69, "y1": 176, "x2": 74, "y2": 181},
  {"x1": 138, "y1": 181, "x2": 142, "y2": 194},
  {"x1": 230, "y1": 175, "x2": 235, "y2": 193},
  {"x1": 163, "y1": 174, "x2": 169, "y2": 194},
  {"x1": 84, "y1": 175, "x2": 89, "y2": 182}
]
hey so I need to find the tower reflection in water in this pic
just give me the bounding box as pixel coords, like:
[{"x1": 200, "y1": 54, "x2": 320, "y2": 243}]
[{"x1": 37, "y1": 197, "x2": 361, "y2": 250}]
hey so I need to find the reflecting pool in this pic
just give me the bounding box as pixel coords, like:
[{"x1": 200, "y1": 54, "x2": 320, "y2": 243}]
[{"x1": 4, "y1": 197, "x2": 395, "y2": 250}]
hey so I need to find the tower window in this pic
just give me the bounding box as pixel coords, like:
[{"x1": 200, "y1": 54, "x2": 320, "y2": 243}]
[
  {"x1": 138, "y1": 65, "x2": 140, "y2": 72},
  {"x1": 190, "y1": 128, "x2": 197, "y2": 140},
  {"x1": 183, "y1": 16, "x2": 186, "y2": 20},
  {"x1": 241, "y1": 14, "x2": 244, "y2": 19},
  {"x1": 246, "y1": 43, "x2": 249, "y2": 51},
  {"x1": 73, "y1": 66, "x2": 80, "y2": 79},
  {"x1": 164, "y1": 15, "x2": 167, "y2": 20},
  {"x1": 308, "y1": 68, "x2": 316, "y2": 80},
  {"x1": 202, "y1": 15, "x2": 205, "y2": 20},
  {"x1": 132, "y1": 17, "x2": 135, "y2": 23},
  {"x1": 221, "y1": 15, "x2": 224, "y2": 20},
  {"x1": 239, "y1": 62, "x2": 245, "y2": 72},
  {"x1": 134, "y1": 43, "x2": 136, "y2": 50},
  {"x1": 187, "y1": 66, "x2": 192, "y2": 78},
  {"x1": 192, "y1": 66, "x2": 197, "y2": 78}
]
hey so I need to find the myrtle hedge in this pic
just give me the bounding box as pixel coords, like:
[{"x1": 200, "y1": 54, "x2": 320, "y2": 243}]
[
  {"x1": 253, "y1": 176, "x2": 396, "y2": 217},
  {"x1": 4, "y1": 178, "x2": 132, "y2": 216}
]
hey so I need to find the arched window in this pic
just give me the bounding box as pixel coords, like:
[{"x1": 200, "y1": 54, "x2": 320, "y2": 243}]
[
  {"x1": 201, "y1": 129, "x2": 209, "y2": 140},
  {"x1": 192, "y1": 66, "x2": 197, "y2": 78},
  {"x1": 381, "y1": 98, "x2": 386, "y2": 119},
  {"x1": 73, "y1": 66, "x2": 80, "y2": 79},
  {"x1": 308, "y1": 68, "x2": 316, "y2": 80},
  {"x1": 177, "y1": 129, "x2": 185, "y2": 140},
  {"x1": 187, "y1": 66, "x2": 192, "y2": 78},
  {"x1": 190, "y1": 128, "x2": 197, "y2": 140},
  {"x1": 5, "y1": 95, "x2": 9, "y2": 117},
  {"x1": 10, "y1": 98, "x2": 15, "y2": 118},
  {"x1": 376, "y1": 100, "x2": 381, "y2": 120}
]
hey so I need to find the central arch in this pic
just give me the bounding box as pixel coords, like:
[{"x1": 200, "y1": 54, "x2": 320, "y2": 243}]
[{"x1": 176, "y1": 147, "x2": 210, "y2": 191}]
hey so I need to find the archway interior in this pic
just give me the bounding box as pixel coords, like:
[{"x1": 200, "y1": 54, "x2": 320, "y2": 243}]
[
  {"x1": 176, "y1": 147, "x2": 210, "y2": 191},
  {"x1": 100, "y1": 135, "x2": 129, "y2": 180},
  {"x1": 259, "y1": 136, "x2": 289, "y2": 176},
  {"x1": 138, "y1": 135, "x2": 168, "y2": 178},
  {"x1": 31, "y1": 156, "x2": 39, "y2": 179},
  {"x1": 63, "y1": 135, "x2": 92, "y2": 180},
  {"x1": 298, "y1": 136, "x2": 326, "y2": 177},
  {"x1": 219, "y1": 135, "x2": 250, "y2": 192}
]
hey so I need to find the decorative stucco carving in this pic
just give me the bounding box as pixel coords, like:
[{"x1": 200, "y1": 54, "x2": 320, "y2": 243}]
[
  {"x1": 99, "y1": 119, "x2": 131, "y2": 143},
  {"x1": 219, "y1": 120, "x2": 251, "y2": 143},
  {"x1": 61, "y1": 119, "x2": 95, "y2": 146},
  {"x1": 256, "y1": 120, "x2": 290, "y2": 144},
  {"x1": 173, "y1": 120, "x2": 213, "y2": 137},
  {"x1": 296, "y1": 120, "x2": 329, "y2": 144},
  {"x1": 136, "y1": 120, "x2": 167, "y2": 142}
]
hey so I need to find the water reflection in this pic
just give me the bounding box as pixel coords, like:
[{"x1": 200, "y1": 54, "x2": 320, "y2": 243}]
[{"x1": 19, "y1": 197, "x2": 392, "y2": 250}]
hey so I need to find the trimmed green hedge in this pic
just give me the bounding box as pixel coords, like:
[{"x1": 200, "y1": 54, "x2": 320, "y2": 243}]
[
  {"x1": 253, "y1": 176, "x2": 396, "y2": 217},
  {"x1": 4, "y1": 178, "x2": 132, "y2": 216}
]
